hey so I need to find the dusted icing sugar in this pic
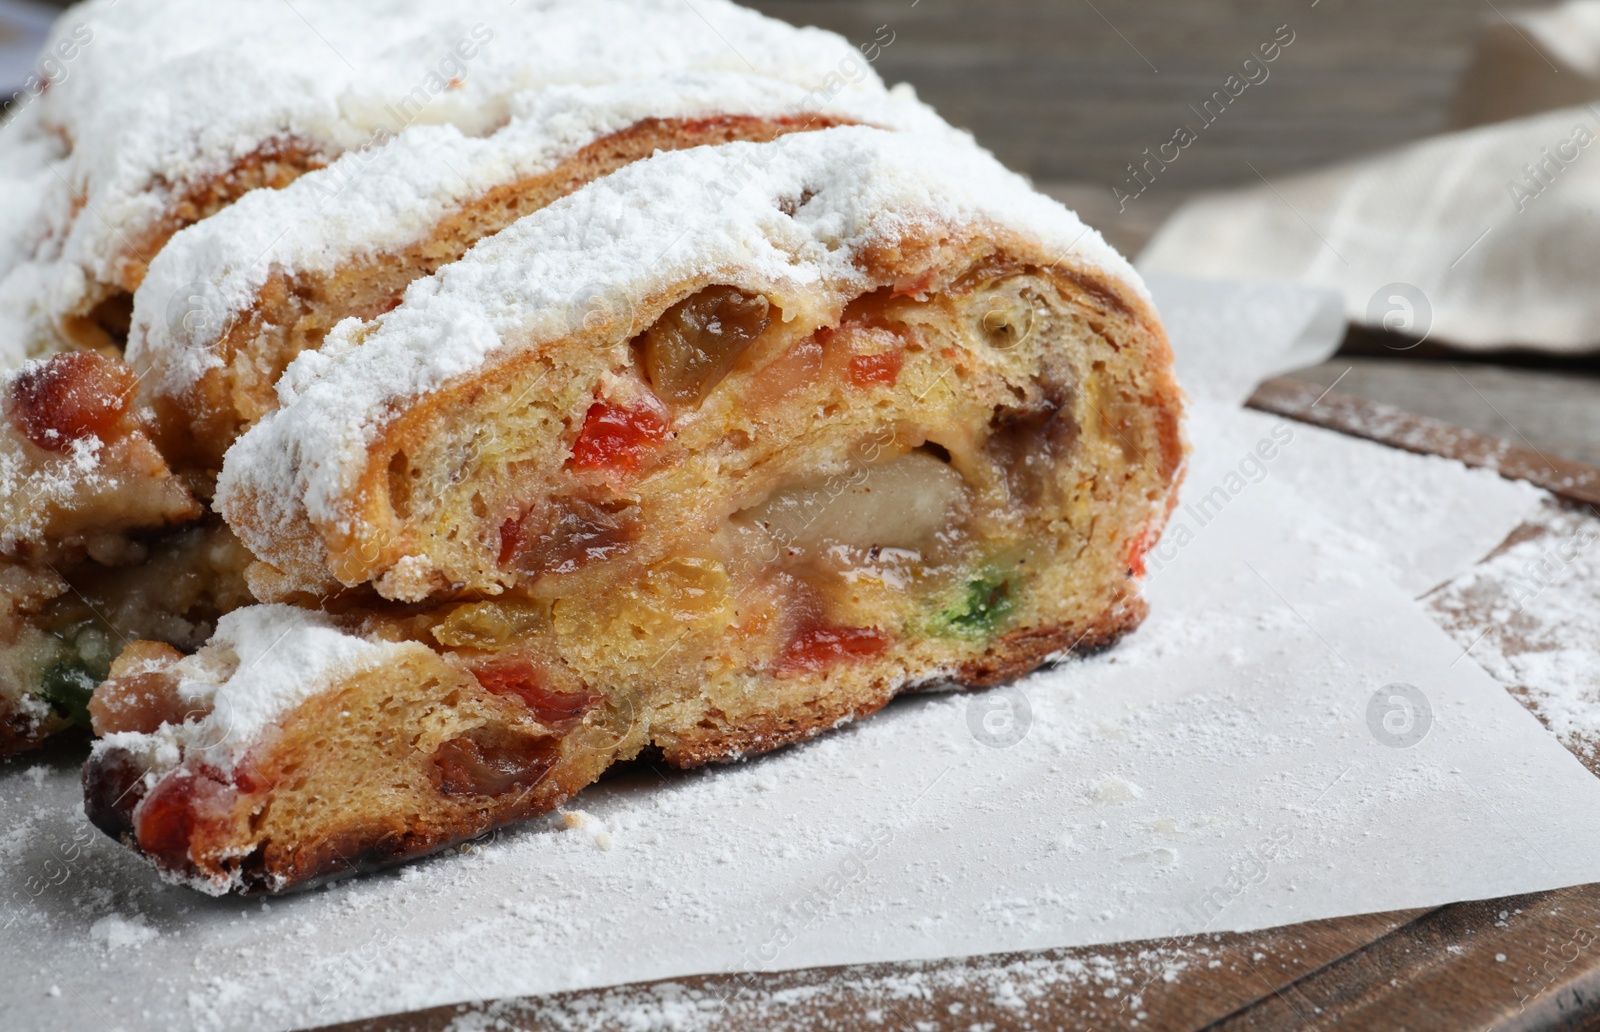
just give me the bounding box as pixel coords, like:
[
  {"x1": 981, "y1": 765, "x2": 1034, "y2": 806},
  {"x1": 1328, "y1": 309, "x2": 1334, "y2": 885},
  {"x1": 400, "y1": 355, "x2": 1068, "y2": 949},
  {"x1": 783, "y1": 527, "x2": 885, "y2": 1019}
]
[
  {"x1": 0, "y1": 358, "x2": 118, "y2": 550},
  {"x1": 0, "y1": 0, "x2": 886, "y2": 365},
  {"x1": 216, "y1": 125, "x2": 1142, "y2": 578},
  {"x1": 127, "y1": 73, "x2": 951, "y2": 400},
  {"x1": 92, "y1": 604, "x2": 408, "y2": 779}
]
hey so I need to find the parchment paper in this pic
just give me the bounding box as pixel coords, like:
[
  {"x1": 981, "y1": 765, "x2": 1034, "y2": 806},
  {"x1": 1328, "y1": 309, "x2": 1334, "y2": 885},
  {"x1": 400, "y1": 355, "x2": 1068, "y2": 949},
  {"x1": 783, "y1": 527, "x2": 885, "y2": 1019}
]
[{"x1": 1, "y1": 278, "x2": 1589, "y2": 1032}]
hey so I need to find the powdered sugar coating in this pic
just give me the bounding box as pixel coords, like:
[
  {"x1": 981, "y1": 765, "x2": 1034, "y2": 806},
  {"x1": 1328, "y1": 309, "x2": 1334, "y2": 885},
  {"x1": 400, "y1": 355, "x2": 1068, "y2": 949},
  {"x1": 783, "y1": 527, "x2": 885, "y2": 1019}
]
[
  {"x1": 0, "y1": 429, "x2": 104, "y2": 553},
  {"x1": 0, "y1": 106, "x2": 61, "y2": 281},
  {"x1": 127, "y1": 73, "x2": 950, "y2": 400},
  {"x1": 217, "y1": 125, "x2": 1144, "y2": 578},
  {"x1": 0, "y1": 0, "x2": 885, "y2": 363},
  {"x1": 1428, "y1": 500, "x2": 1600, "y2": 755},
  {"x1": 92, "y1": 604, "x2": 407, "y2": 780},
  {"x1": 0, "y1": 108, "x2": 65, "y2": 369}
]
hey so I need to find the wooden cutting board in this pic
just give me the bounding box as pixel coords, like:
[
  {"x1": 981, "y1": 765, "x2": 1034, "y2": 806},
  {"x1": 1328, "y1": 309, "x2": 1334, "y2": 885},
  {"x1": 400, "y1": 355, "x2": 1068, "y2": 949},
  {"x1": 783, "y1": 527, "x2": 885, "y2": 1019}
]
[{"x1": 322, "y1": 378, "x2": 1600, "y2": 1032}]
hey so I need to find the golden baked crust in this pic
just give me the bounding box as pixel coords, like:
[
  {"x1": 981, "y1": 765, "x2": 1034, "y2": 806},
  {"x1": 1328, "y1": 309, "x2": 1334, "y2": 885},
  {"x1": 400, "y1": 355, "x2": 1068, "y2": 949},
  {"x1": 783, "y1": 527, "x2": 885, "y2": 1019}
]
[
  {"x1": 658, "y1": 598, "x2": 1147, "y2": 768},
  {"x1": 84, "y1": 597, "x2": 1149, "y2": 895},
  {"x1": 142, "y1": 113, "x2": 850, "y2": 480},
  {"x1": 60, "y1": 139, "x2": 332, "y2": 353}
]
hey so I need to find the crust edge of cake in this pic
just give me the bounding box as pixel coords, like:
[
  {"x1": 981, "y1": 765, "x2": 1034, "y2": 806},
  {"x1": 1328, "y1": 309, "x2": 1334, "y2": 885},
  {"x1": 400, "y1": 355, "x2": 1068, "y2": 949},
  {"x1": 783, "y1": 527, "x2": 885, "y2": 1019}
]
[
  {"x1": 80, "y1": 595, "x2": 1149, "y2": 896},
  {"x1": 660, "y1": 593, "x2": 1149, "y2": 768}
]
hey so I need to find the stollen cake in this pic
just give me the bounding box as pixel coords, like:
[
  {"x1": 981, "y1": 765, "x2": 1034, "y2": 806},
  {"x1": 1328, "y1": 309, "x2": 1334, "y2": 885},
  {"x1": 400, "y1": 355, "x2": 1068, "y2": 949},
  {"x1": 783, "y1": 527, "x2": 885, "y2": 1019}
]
[
  {"x1": 0, "y1": 0, "x2": 886, "y2": 366},
  {"x1": 0, "y1": 0, "x2": 892, "y2": 755},
  {"x1": 84, "y1": 127, "x2": 1186, "y2": 894},
  {"x1": 127, "y1": 73, "x2": 948, "y2": 482}
]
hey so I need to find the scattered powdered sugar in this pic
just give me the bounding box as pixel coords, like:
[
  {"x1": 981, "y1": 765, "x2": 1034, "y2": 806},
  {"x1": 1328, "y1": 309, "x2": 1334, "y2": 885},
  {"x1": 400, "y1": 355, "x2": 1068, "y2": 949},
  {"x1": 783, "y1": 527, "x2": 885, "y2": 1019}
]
[
  {"x1": 89, "y1": 913, "x2": 160, "y2": 951},
  {"x1": 217, "y1": 125, "x2": 1136, "y2": 583},
  {"x1": 128, "y1": 73, "x2": 950, "y2": 399},
  {"x1": 1087, "y1": 777, "x2": 1145, "y2": 806},
  {"x1": 0, "y1": 0, "x2": 884, "y2": 364},
  {"x1": 556, "y1": 809, "x2": 615, "y2": 851},
  {"x1": 1427, "y1": 499, "x2": 1600, "y2": 758},
  {"x1": 443, "y1": 945, "x2": 1197, "y2": 1031}
]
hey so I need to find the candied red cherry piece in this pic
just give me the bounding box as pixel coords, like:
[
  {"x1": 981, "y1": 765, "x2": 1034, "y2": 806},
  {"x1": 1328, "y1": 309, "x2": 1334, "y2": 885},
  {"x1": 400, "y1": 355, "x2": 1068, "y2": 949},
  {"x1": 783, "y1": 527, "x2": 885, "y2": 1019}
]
[
  {"x1": 568, "y1": 400, "x2": 669, "y2": 473},
  {"x1": 9, "y1": 351, "x2": 137, "y2": 450},
  {"x1": 848, "y1": 348, "x2": 904, "y2": 388},
  {"x1": 470, "y1": 659, "x2": 601, "y2": 731},
  {"x1": 777, "y1": 622, "x2": 892, "y2": 675}
]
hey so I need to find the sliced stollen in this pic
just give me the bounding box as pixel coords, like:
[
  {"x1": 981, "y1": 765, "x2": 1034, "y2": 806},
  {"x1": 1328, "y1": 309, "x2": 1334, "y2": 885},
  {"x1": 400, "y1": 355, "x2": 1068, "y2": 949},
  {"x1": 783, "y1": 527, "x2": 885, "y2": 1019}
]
[
  {"x1": 220, "y1": 126, "x2": 1184, "y2": 602},
  {"x1": 86, "y1": 126, "x2": 1185, "y2": 893},
  {"x1": 0, "y1": 0, "x2": 884, "y2": 365},
  {"x1": 85, "y1": 604, "x2": 638, "y2": 895},
  {"x1": 127, "y1": 72, "x2": 950, "y2": 480},
  {"x1": 0, "y1": 0, "x2": 884, "y2": 754},
  {"x1": 0, "y1": 350, "x2": 252, "y2": 757}
]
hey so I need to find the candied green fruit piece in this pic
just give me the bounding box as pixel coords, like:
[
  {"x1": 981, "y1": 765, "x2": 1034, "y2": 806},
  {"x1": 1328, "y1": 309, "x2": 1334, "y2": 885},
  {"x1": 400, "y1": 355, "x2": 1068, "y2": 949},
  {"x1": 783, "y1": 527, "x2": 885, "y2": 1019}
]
[
  {"x1": 931, "y1": 568, "x2": 1016, "y2": 639},
  {"x1": 39, "y1": 662, "x2": 97, "y2": 726},
  {"x1": 35, "y1": 622, "x2": 115, "y2": 727}
]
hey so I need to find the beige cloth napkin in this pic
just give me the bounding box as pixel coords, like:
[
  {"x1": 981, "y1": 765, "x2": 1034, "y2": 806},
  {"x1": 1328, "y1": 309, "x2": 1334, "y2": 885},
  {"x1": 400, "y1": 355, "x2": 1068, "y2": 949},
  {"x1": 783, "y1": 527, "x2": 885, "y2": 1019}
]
[{"x1": 1141, "y1": 2, "x2": 1600, "y2": 354}]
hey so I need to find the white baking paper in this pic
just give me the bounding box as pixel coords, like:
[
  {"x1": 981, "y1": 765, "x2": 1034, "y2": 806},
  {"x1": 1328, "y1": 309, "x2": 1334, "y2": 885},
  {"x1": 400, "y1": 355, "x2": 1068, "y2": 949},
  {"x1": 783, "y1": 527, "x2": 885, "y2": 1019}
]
[
  {"x1": 1153, "y1": 273, "x2": 1544, "y2": 595},
  {"x1": 1148, "y1": 274, "x2": 1347, "y2": 408},
  {"x1": 1, "y1": 282, "x2": 1591, "y2": 1032},
  {"x1": 1185, "y1": 412, "x2": 1544, "y2": 597}
]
